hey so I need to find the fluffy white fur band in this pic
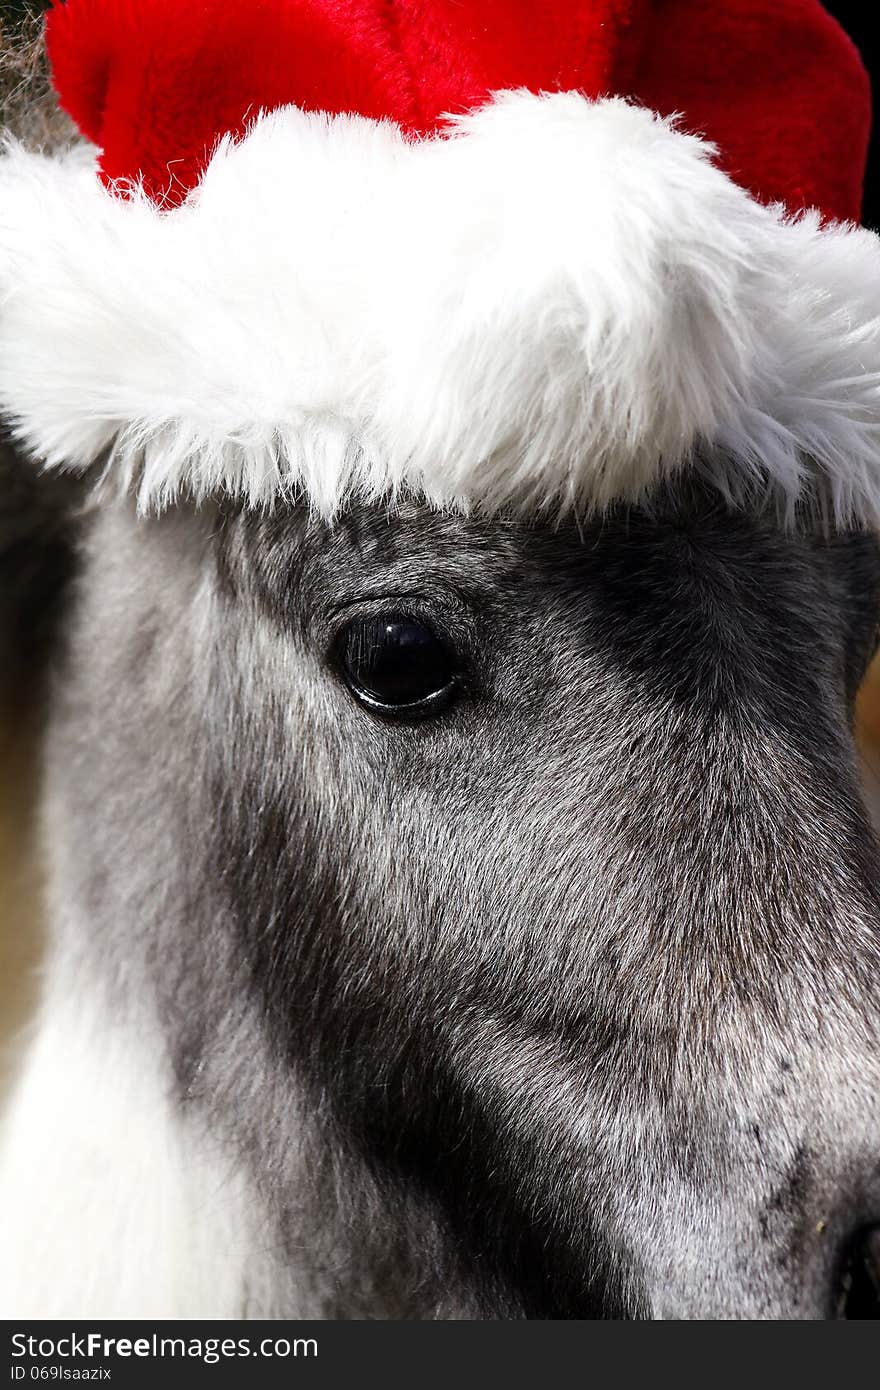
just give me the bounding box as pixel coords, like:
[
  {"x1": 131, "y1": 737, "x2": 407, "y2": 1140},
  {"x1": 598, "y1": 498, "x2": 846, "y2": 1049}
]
[{"x1": 2, "y1": 90, "x2": 880, "y2": 521}]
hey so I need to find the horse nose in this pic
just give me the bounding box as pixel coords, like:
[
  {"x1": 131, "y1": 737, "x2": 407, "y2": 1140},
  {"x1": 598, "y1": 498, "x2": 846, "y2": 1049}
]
[{"x1": 835, "y1": 1226, "x2": 880, "y2": 1318}]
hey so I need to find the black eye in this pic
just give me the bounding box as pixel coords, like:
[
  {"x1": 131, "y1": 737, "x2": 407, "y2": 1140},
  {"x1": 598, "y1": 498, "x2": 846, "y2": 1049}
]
[{"x1": 334, "y1": 612, "x2": 459, "y2": 718}]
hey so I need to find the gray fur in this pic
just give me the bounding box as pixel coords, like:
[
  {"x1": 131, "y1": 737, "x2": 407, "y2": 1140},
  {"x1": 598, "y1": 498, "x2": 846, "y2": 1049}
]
[
  {"x1": 0, "y1": 4, "x2": 74, "y2": 151},
  {"x1": 31, "y1": 480, "x2": 880, "y2": 1318}
]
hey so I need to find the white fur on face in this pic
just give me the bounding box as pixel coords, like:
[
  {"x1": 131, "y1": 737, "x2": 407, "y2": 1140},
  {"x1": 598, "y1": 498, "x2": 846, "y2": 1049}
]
[
  {"x1": 1, "y1": 90, "x2": 880, "y2": 521},
  {"x1": 0, "y1": 977, "x2": 286, "y2": 1318}
]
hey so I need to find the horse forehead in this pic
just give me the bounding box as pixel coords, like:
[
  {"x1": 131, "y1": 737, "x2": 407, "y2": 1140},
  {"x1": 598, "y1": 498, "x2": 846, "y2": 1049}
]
[
  {"x1": 238, "y1": 501, "x2": 534, "y2": 591},
  {"x1": 229, "y1": 490, "x2": 875, "y2": 603}
]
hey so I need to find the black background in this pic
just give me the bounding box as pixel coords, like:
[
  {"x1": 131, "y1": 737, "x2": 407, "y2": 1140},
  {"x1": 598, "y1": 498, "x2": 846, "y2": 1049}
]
[{"x1": 826, "y1": 2, "x2": 879, "y2": 229}]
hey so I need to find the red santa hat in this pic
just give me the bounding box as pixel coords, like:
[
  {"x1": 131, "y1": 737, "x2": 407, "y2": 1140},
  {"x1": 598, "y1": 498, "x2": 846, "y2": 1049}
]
[{"x1": 0, "y1": 0, "x2": 878, "y2": 520}]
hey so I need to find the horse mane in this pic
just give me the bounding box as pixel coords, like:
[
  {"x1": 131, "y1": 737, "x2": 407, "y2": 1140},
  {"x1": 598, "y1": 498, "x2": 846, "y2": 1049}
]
[
  {"x1": 0, "y1": 4, "x2": 74, "y2": 152},
  {"x1": 0, "y1": 9, "x2": 79, "y2": 700}
]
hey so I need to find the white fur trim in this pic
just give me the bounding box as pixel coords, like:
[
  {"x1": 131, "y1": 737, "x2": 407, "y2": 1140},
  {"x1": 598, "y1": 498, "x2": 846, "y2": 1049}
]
[{"x1": 2, "y1": 90, "x2": 880, "y2": 520}]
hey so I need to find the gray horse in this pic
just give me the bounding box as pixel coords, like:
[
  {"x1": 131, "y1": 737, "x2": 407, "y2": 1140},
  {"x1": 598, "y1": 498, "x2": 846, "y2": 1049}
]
[{"x1": 2, "y1": 2, "x2": 880, "y2": 1320}]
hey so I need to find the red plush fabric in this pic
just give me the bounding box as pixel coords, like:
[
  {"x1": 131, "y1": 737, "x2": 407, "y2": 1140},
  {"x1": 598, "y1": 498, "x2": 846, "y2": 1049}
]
[
  {"x1": 636, "y1": 0, "x2": 870, "y2": 223},
  {"x1": 45, "y1": 0, "x2": 870, "y2": 221}
]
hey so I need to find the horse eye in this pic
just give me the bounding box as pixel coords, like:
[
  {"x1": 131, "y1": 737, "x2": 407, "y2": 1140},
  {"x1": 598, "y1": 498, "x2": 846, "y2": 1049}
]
[{"x1": 334, "y1": 613, "x2": 458, "y2": 718}]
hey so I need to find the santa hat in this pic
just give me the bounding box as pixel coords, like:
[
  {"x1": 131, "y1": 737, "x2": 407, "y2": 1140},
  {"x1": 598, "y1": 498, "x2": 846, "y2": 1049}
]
[{"x1": 0, "y1": 0, "x2": 879, "y2": 521}]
